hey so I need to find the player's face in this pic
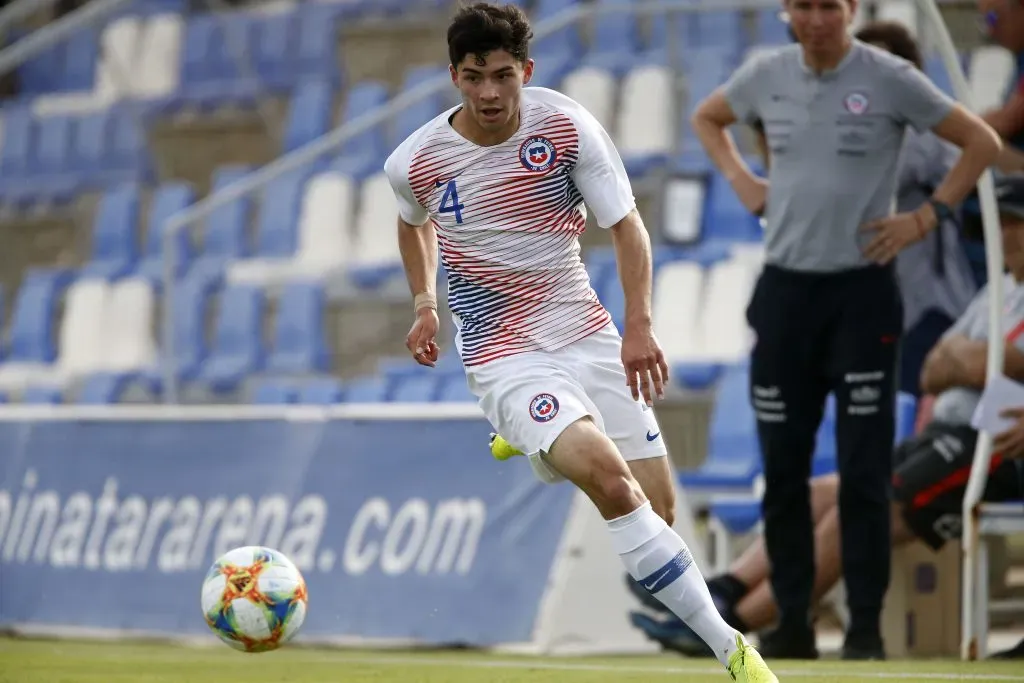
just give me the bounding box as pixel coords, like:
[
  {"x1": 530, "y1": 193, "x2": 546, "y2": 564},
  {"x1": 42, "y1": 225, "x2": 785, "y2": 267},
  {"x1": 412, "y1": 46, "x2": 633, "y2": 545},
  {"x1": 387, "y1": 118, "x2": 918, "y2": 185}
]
[
  {"x1": 978, "y1": 0, "x2": 1024, "y2": 52},
  {"x1": 450, "y1": 50, "x2": 534, "y2": 135},
  {"x1": 786, "y1": 0, "x2": 855, "y2": 53}
]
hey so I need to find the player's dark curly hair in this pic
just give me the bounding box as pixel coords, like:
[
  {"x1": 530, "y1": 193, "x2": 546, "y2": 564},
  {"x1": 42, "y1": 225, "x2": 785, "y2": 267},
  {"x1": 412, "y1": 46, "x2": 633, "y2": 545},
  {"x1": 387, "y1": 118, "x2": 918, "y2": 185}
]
[{"x1": 447, "y1": 2, "x2": 533, "y2": 69}]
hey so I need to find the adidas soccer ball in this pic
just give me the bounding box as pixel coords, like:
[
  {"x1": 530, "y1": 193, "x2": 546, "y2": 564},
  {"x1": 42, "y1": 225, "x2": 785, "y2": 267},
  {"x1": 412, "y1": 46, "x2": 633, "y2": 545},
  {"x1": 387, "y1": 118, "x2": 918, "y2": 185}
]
[{"x1": 201, "y1": 546, "x2": 308, "y2": 653}]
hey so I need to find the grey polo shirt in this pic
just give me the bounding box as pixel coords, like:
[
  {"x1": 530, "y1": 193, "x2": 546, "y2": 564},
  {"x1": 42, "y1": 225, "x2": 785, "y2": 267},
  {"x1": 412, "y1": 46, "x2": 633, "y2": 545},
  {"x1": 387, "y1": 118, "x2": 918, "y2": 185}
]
[
  {"x1": 932, "y1": 274, "x2": 1024, "y2": 425},
  {"x1": 723, "y1": 40, "x2": 957, "y2": 272}
]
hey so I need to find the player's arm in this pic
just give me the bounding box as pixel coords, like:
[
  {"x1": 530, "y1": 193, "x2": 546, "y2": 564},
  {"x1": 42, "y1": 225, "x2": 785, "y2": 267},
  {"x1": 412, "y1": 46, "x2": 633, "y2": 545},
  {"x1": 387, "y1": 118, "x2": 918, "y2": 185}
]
[
  {"x1": 982, "y1": 90, "x2": 1024, "y2": 141},
  {"x1": 920, "y1": 337, "x2": 1024, "y2": 394},
  {"x1": 691, "y1": 56, "x2": 767, "y2": 214},
  {"x1": 385, "y1": 149, "x2": 440, "y2": 367},
  {"x1": 610, "y1": 209, "x2": 653, "y2": 331}
]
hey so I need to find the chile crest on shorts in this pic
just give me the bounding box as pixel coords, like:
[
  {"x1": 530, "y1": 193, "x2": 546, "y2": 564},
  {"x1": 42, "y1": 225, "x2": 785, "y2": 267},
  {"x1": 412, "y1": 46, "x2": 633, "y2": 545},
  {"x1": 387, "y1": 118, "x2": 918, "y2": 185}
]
[
  {"x1": 529, "y1": 393, "x2": 560, "y2": 422},
  {"x1": 519, "y1": 136, "x2": 557, "y2": 172}
]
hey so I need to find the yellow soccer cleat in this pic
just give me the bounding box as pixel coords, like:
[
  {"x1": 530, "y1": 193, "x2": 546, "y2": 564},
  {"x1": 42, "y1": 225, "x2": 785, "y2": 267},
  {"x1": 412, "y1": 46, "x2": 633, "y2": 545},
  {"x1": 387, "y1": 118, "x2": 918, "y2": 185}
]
[
  {"x1": 489, "y1": 433, "x2": 523, "y2": 461},
  {"x1": 727, "y1": 633, "x2": 779, "y2": 683}
]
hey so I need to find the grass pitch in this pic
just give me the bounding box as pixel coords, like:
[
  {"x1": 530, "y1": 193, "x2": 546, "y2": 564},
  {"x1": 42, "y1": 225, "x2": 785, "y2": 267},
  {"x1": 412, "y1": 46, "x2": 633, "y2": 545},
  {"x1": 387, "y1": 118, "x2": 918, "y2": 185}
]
[{"x1": 1, "y1": 638, "x2": 1022, "y2": 682}]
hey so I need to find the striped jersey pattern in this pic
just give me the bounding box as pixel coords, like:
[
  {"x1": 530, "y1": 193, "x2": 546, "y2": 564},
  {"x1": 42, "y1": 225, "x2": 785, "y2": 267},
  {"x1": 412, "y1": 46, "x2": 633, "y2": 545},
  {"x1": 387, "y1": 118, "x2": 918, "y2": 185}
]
[{"x1": 386, "y1": 88, "x2": 633, "y2": 367}]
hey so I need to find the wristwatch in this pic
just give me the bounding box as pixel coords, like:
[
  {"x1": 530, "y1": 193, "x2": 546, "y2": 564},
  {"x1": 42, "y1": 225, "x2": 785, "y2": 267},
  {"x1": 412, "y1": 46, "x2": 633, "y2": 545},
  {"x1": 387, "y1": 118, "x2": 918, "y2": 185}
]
[{"x1": 927, "y1": 198, "x2": 955, "y2": 225}]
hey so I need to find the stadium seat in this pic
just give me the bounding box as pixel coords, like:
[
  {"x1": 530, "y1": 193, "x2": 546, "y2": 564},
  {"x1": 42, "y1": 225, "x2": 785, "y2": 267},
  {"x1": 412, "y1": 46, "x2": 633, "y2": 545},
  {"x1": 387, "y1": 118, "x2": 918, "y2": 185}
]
[
  {"x1": 293, "y1": 5, "x2": 341, "y2": 82},
  {"x1": 436, "y1": 375, "x2": 476, "y2": 403},
  {"x1": 253, "y1": 12, "x2": 295, "y2": 91},
  {"x1": 653, "y1": 261, "x2": 710, "y2": 385},
  {"x1": 695, "y1": 256, "x2": 758, "y2": 364},
  {"x1": 134, "y1": 181, "x2": 197, "y2": 284},
  {"x1": 94, "y1": 16, "x2": 144, "y2": 104},
  {"x1": 562, "y1": 67, "x2": 617, "y2": 133},
  {"x1": 252, "y1": 173, "x2": 305, "y2": 260},
  {"x1": 350, "y1": 172, "x2": 403, "y2": 288},
  {"x1": 133, "y1": 12, "x2": 183, "y2": 103},
  {"x1": 290, "y1": 169, "x2": 352, "y2": 277},
  {"x1": 196, "y1": 285, "x2": 266, "y2": 393},
  {"x1": 0, "y1": 270, "x2": 71, "y2": 390},
  {"x1": 392, "y1": 93, "x2": 446, "y2": 151},
  {"x1": 334, "y1": 81, "x2": 391, "y2": 179},
  {"x1": 390, "y1": 374, "x2": 439, "y2": 402},
  {"x1": 45, "y1": 278, "x2": 113, "y2": 386},
  {"x1": 298, "y1": 376, "x2": 344, "y2": 405},
  {"x1": 78, "y1": 373, "x2": 130, "y2": 404},
  {"x1": 265, "y1": 283, "x2": 329, "y2": 375},
  {"x1": 704, "y1": 172, "x2": 764, "y2": 242},
  {"x1": 692, "y1": 10, "x2": 743, "y2": 61},
  {"x1": 141, "y1": 272, "x2": 212, "y2": 391},
  {"x1": 80, "y1": 184, "x2": 141, "y2": 279},
  {"x1": 616, "y1": 64, "x2": 672, "y2": 175},
  {"x1": 0, "y1": 107, "x2": 34, "y2": 180},
  {"x1": 190, "y1": 165, "x2": 253, "y2": 283},
  {"x1": 584, "y1": 0, "x2": 639, "y2": 75},
  {"x1": 969, "y1": 46, "x2": 1015, "y2": 114},
  {"x1": 23, "y1": 385, "x2": 63, "y2": 405},
  {"x1": 100, "y1": 277, "x2": 157, "y2": 373},
  {"x1": 679, "y1": 363, "x2": 761, "y2": 498},
  {"x1": 251, "y1": 378, "x2": 298, "y2": 404},
  {"x1": 71, "y1": 112, "x2": 112, "y2": 180},
  {"x1": 753, "y1": 9, "x2": 790, "y2": 47},
  {"x1": 61, "y1": 26, "x2": 100, "y2": 93},
  {"x1": 283, "y1": 79, "x2": 334, "y2": 153},
  {"x1": 33, "y1": 115, "x2": 74, "y2": 176},
  {"x1": 343, "y1": 376, "x2": 390, "y2": 403}
]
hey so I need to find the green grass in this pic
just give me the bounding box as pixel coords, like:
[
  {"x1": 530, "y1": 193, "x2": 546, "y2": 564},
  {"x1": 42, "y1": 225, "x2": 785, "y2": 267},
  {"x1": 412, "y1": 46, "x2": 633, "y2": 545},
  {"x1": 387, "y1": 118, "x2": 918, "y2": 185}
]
[{"x1": 0, "y1": 638, "x2": 1022, "y2": 682}]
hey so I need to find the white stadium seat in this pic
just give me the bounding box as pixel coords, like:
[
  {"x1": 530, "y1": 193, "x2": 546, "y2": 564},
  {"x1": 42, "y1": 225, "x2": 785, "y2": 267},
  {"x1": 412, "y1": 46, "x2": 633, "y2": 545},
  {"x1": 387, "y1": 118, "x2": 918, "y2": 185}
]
[
  {"x1": 615, "y1": 64, "x2": 673, "y2": 159},
  {"x1": 562, "y1": 66, "x2": 617, "y2": 133},
  {"x1": 653, "y1": 261, "x2": 705, "y2": 366},
  {"x1": 352, "y1": 172, "x2": 402, "y2": 268},
  {"x1": 101, "y1": 277, "x2": 157, "y2": 373},
  {"x1": 969, "y1": 46, "x2": 1015, "y2": 115},
  {"x1": 134, "y1": 14, "x2": 183, "y2": 101},
  {"x1": 54, "y1": 278, "x2": 112, "y2": 381},
  {"x1": 696, "y1": 257, "x2": 758, "y2": 364}
]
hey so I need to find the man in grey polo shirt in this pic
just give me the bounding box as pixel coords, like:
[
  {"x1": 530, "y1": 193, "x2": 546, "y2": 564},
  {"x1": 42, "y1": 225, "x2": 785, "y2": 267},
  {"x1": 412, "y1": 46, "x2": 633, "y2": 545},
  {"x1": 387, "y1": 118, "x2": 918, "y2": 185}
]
[{"x1": 690, "y1": 0, "x2": 1002, "y2": 661}]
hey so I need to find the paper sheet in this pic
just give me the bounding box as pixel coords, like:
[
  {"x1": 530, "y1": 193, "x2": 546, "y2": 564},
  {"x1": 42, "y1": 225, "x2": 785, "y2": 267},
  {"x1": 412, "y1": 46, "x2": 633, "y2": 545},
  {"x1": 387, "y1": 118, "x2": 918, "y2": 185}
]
[{"x1": 971, "y1": 373, "x2": 1024, "y2": 434}]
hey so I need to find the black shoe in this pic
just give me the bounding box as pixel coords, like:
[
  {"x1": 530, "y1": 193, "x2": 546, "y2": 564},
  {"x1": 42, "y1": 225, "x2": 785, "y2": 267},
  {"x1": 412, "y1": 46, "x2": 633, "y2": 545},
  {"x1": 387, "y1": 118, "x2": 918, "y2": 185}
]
[
  {"x1": 842, "y1": 632, "x2": 886, "y2": 661},
  {"x1": 624, "y1": 573, "x2": 672, "y2": 614},
  {"x1": 989, "y1": 637, "x2": 1024, "y2": 659},
  {"x1": 629, "y1": 611, "x2": 714, "y2": 658},
  {"x1": 757, "y1": 624, "x2": 819, "y2": 660}
]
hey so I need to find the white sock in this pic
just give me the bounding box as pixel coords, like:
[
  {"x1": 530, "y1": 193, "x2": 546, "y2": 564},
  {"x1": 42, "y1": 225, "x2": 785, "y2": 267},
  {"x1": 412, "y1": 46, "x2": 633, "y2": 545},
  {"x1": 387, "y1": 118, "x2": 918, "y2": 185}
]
[{"x1": 608, "y1": 502, "x2": 740, "y2": 667}]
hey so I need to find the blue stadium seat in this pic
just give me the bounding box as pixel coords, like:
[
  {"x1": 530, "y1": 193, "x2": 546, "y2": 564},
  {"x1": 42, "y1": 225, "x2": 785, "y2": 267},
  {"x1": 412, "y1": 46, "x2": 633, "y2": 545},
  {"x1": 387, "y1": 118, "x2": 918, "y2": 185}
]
[
  {"x1": 343, "y1": 376, "x2": 389, "y2": 402},
  {"x1": 293, "y1": 5, "x2": 341, "y2": 81},
  {"x1": 4, "y1": 269, "x2": 71, "y2": 365},
  {"x1": 283, "y1": 79, "x2": 334, "y2": 153},
  {"x1": 33, "y1": 115, "x2": 73, "y2": 175},
  {"x1": 72, "y1": 112, "x2": 111, "y2": 180},
  {"x1": 23, "y1": 385, "x2": 62, "y2": 404},
  {"x1": 251, "y1": 378, "x2": 298, "y2": 404},
  {"x1": 254, "y1": 12, "x2": 295, "y2": 91},
  {"x1": 61, "y1": 26, "x2": 99, "y2": 92},
  {"x1": 190, "y1": 165, "x2": 252, "y2": 283},
  {"x1": 197, "y1": 285, "x2": 265, "y2": 393},
  {"x1": 692, "y1": 10, "x2": 743, "y2": 59},
  {"x1": 532, "y1": 0, "x2": 583, "y2": 58},
  {"x1": 391, "y1": 374, "x2": 439, "y2": 402},
  {"x1": 78, "y1": 373, "x2": 130, "y2": 404},
  {"x1": 134, "y1": 182, "x2": 197, "y2": 284},
  {"x1": 709, "y1": 497, "x2": 762, "y2": 536},
  {"x1": 703, "y1": 172, "x2": 762, "y2": 242},
  {"x1": 896, "y1": 392, "x2": 918, "y2": 442},
  {"x1": 299, "y1": 376, "x2": 344, "y2": 404},
  {"x1": 755, "y1": 9, "x2": 791, "y2": 46},
  {"x1": 679, "y1": 363, "x2": 760, "y2": 494},
  {"x1": 0, "y1": 107, "x2": 34, "y2": 179},
  {"x1": 334, "y1": 80, "x2": 391, "y2": 179},
  {"x1": 180, "y1": 15, "x2": 219, "y2": 93},
  {"x1": 528, "y1": 51, "x2": 575, "y2": 91},
  {"x1": 80, "y1": 184, "x2": 141, "y2": 279},
  {"x1": 142, "y1": 272, "x2": 211, "y2": 391},
  {"x1": 584, "y1": 0, "x2": 640, "y2": 74},
  {"x1": 17, "y1": 38, "x2": 63, "y2": 95},
  {"x1": 108, "y1": 107, "x2": 150, "y2": 180},
  {"x1": 392, "y1": 94, "x2": 445, "y2": 151},
  {"x1": 812, "y1": 394, "x2": 838, "y2": 477},
  {"x1": 265, "y1": 283, "x2": 329, "y2": 374},
  {"x1": 436, "y1": 376, "x2": 476, "y2": 402},
  {"x1": 252, "y1": 173, "x2": 304, "y2": 259},
  {"x1": 646, "y1": 11, "x2": 693, "y2": 64}
]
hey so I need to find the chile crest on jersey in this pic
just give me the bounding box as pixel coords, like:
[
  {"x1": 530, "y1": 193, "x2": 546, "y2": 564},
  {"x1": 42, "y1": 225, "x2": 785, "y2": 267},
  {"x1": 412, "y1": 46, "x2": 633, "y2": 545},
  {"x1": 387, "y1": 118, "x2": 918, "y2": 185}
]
[{"x1": 519, "y1": 135, "x2": 558, "y2": 172}]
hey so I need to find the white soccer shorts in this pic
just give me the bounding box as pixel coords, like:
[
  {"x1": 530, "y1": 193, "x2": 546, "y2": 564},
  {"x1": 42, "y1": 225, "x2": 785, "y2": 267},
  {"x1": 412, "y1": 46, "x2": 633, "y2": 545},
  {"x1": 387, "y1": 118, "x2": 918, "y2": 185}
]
[{"x1": 464, "y1": 323, "x2": 667, "y2": 463}]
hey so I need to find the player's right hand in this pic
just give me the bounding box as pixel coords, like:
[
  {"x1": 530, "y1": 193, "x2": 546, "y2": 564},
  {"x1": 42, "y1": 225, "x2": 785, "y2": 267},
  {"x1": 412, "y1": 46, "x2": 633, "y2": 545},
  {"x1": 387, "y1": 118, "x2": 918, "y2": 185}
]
[
  {"x1": 733, "y1": 175, "x2": 769, "y2": 216},
  {"x1": 406, "y1": 308, "x2": 440, "y2": 367}
]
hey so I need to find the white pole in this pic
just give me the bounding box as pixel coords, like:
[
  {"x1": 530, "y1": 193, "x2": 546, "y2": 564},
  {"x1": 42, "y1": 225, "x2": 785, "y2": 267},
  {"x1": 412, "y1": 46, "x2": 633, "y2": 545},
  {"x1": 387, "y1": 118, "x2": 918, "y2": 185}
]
[{"x1": 912, "y1": 0, "x2": 1005, "y2": 661}]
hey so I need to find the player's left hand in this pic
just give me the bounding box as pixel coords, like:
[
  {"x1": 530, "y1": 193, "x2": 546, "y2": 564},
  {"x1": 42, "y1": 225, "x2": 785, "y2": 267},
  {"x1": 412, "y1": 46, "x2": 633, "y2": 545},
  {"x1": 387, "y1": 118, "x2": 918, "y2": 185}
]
[
  {"x1": 861, "y1": 210, "x2": 929, "y2": 265},
  {"x1": 994, "y1": 407, "x2": 1024, "y2": 459},
  {"x1": 621, "y1": 325, "x2": 669, "y2": 406}
]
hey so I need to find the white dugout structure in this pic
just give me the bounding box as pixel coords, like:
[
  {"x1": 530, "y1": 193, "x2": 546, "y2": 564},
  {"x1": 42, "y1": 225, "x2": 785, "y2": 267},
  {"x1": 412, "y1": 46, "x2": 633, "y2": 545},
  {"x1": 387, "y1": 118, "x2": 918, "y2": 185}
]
[{"x1": 0, "y1": 0, "x2": 1009, "y2": 661}]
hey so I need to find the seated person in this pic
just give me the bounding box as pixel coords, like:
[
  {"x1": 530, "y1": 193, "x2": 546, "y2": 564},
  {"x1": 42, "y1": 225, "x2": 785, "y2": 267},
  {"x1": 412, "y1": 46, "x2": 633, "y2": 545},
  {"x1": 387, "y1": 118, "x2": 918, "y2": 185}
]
[
  {"x1": 626, "y1": 174, "x2": 1024, "y2": 659},
  {"x1": 979, "y1": 0, "x2": 1024, "y2": 172}
]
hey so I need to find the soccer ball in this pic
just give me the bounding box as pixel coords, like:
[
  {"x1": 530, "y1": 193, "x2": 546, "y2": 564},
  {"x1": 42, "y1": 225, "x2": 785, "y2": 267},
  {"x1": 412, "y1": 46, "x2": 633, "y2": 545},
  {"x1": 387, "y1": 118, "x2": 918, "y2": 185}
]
[{"x1": 201, "y1": 546, "x2": 308, "y2": 652}]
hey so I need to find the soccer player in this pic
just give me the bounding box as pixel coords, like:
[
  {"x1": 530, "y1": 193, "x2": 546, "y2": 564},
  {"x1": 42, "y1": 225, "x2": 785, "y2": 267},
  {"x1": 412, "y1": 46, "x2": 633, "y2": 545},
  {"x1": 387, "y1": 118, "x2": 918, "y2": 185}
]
[{"x1": 383, "y1": 3, "x2": 777, "y2": 680}]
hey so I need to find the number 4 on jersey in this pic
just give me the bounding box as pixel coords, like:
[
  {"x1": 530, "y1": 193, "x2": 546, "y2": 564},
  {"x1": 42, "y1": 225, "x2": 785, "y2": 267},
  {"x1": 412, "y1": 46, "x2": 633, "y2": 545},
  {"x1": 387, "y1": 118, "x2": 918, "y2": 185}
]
[{"x1": 437, "y1": 179, "x2": 465, "y2": 224}]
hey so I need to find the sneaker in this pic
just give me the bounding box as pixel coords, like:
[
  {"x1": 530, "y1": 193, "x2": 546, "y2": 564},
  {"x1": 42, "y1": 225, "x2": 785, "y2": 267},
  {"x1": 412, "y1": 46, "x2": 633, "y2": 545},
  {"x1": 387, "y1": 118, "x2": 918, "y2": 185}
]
[
  {"x1": 629, "y1": 611, "x2": 713, "y2": 657},
  {"x1": 489, "y1": 433, "x2": 522, "y2": 461},
  {"x1": 757, "y1": 623, "x2": 819, "y2": 660},
  {"x1": 727, "y1": 633, "x2": 780, "y2": 683}
]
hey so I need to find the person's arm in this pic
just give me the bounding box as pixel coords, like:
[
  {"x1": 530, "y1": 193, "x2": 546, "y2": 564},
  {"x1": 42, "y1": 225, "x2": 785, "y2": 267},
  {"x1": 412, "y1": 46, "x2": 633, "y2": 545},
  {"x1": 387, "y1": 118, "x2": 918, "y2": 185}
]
[
  {"x1": 921, "y1": 337, "x2": 1024, "y2": 394},
  {"x1": 691, "y1": 53, "x2": 768, "y2": 213},
  {"x1": 982, "y1": 90, "x2": 1024, "y2": 140},
  {"x1": 385, "y1": 146, "x2": 440, "y2": 366},
  {"x1": 566, "y1": 98, "x2": 668, "y2": 403},
  {"x1": 888, "y1": 61, "x2": 1002, "y2": 231}
]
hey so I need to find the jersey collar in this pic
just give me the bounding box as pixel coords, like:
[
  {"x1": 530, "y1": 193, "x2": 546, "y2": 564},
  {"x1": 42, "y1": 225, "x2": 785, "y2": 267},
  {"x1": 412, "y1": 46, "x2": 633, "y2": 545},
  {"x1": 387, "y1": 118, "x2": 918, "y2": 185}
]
[{"x1": 800, "y1": 39, "x2": 859, "y2": 80}]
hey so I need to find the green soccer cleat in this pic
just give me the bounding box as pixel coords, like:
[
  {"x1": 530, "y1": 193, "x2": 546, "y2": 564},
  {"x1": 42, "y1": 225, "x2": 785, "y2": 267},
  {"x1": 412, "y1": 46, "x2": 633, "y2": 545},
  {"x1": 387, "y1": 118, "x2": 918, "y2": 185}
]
[
  {"x1": 727, "y1": 633, "x2": 779, "y2": 682},
  {"x1": 489, "y1": 433, "x2": 523, "y2": 461}
]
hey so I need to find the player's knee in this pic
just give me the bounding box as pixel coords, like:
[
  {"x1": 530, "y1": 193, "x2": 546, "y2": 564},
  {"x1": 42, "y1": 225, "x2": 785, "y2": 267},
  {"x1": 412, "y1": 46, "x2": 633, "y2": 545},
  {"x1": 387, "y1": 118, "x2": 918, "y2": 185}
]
[{"x1": 590, "y1": 469, "x2": 646, "y2": 518}]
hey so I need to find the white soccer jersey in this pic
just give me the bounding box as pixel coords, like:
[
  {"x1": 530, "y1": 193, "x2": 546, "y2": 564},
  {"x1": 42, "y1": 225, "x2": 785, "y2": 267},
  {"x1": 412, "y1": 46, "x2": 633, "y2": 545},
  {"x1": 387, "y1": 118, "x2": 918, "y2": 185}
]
[{"x1": 384, "y1": 87, "x2": 636, "y2": 367}]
